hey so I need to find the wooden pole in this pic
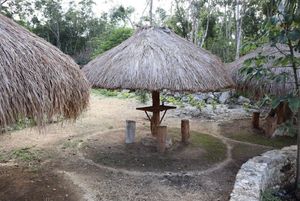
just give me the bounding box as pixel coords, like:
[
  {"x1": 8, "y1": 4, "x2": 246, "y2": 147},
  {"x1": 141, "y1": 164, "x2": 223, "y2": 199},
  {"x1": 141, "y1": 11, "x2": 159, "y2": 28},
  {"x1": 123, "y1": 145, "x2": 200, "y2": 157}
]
[
  {"x1": 151, "y1": 91, "x2": 160, "y2": 136},
  {"x1": 157, "y1": 126, "x2": 167, "y2": 153},
  {"x1": 265, "y1": 115, "x2": 278, "y2": 137},
  {"x1": 125, "y1": 120, "x2": 136, "y2": 144},
  {"x1": 252, "y1": 112, "x2": 260, "y2": 129},
  {"x1": 181, "y1": 119, "x2": 190, "y2": 143},
  {"x1": 276, "y1": 102, "x2": 285, "y2": 124}
]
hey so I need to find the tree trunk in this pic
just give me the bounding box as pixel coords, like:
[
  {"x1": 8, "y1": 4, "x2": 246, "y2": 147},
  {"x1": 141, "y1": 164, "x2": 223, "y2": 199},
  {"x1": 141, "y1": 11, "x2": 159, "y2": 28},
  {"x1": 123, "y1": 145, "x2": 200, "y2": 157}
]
[
  {"x1": 200, "y1": 13, "x2": 210, "y2": 48},
  {"x1": 56, "y1": 23, "x2": 61, "y2": 49},
  {"x1": 194, "y1": 19, "x2": 199, "y2": 45},
  {"x1": 149, "y1": 0, "x2": 153, "y2": 26},
  {"x1": 235, "y1": 0, "x2": 242, "y2": 59},
  {"x1": 297, "y1": 109, "x2": 300, "y2": 196},
  {"x1": 0, "y1": 0, "x2": 8, "y2": 11},
  {"x1": 286, "y1": 38, "x2": 300, "y2": 197}
]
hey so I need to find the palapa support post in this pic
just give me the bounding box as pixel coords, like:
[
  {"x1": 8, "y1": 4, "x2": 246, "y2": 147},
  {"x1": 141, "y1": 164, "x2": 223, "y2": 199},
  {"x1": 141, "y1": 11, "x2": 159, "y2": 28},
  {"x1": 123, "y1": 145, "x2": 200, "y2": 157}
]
[
  {"x1": 125, "y1": 120, "x2": 136, "y2": 144},
  {"x1": 252, "y1": 112, "x2": 260, "y2": 129},
  {"x1": 157, "y1": 126, "x2": 167, "y2": 153},
  {"x1": 276, "y1": 102, "x2": 285, "y2": 124},
  {"x1": 151, "y1": 91, "x2": 160, "y2": 136},
  {"x1": 181, "y1": 119, "x2": 190, "y2": 143},
  {"x1": 265, "y1": 115, "x2": 278, "y2": 137}
]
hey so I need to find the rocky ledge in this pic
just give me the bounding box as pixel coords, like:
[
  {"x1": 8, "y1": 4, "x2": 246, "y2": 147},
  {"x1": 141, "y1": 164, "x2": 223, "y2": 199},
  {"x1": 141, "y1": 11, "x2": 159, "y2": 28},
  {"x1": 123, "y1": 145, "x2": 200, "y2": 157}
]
[{"x1": 230, "y1": 146, "x2": 297, "y2": 201}]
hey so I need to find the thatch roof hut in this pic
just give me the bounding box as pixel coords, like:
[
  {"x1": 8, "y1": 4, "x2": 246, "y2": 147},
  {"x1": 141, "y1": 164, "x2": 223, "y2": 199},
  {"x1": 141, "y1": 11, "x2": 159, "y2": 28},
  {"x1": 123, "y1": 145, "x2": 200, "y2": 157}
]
[
  {"x1": 83, "y1": 27, "x2": 233, "y2": 92},
  {"x1": 227, "y1": 44, "x2": 300, "y2": 97},
  {"x1": 0, "y1": 14, "x2": 90, "y2": 128},
  {"x1": 227, "y1": 44, "x2": 299, "y2": 136},
  {"x1": 83, "y1": 27, "x2": 233, "y2": 137}
]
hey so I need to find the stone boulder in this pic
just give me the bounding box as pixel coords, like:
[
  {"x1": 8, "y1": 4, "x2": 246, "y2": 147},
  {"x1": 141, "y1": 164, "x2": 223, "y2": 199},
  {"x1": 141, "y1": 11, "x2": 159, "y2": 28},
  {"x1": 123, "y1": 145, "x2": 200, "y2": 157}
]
[
  {"x1": 230, "y1": 146, "x2": 296, "y2": 201},
  {"x1": 237, "y1": 96, "x2": 251, "y2": 104},
  {"x1": 219, "y1": 91, "x2": 231, "y2": 104}
]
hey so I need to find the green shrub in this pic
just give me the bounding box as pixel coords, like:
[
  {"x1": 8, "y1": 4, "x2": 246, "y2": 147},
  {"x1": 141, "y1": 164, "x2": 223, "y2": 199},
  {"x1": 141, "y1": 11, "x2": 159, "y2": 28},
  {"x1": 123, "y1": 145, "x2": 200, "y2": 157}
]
[
  {"x1": 92, "y1": 89, "x2": 119, "y2": 97},
  {"x1": 261, "y1": 189, "x2": 281, "y2": 201},
  {"x1": 136, "y1": 90, "x2": 149, "y2": 104}
]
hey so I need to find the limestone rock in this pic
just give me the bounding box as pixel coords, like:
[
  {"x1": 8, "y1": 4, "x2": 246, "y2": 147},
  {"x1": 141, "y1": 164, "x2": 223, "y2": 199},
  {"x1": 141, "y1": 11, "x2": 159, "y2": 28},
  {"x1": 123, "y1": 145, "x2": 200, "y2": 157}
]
[
  {"x1": 230, "y1": 146, "x2": 296, "y2": 201},
  {"x1": 219, "y1": 91, "x2": 231, "y2": 104},
  {"x1": 237, "y1": 96, "x2": 251, "y2": 104}
]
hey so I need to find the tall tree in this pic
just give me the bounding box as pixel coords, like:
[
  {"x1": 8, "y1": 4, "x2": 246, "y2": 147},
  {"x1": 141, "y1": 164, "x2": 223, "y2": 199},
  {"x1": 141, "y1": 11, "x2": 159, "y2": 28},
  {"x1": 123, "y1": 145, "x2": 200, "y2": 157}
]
[
  {"x1": 241, "y1": 0, "x2": 300, "y2": 197},
  {"x1": 235, "y1": 0, "x2": 243, "y2": 59},
  {"x1": 149, "y1": 0, "x2": 153, "y2": 25},
  {"x1": 110, "y1": 6, "x2": 135, "y2": 28},
  {"x1": 35, "y1": 0, "x2": 63, "y2": 48}
]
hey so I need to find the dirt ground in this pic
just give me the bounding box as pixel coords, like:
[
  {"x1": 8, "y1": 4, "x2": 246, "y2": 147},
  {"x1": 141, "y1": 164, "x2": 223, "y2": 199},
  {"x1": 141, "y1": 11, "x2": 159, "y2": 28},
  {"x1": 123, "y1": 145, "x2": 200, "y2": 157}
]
[{"x1": 0, "y1": 94, "x2": 296, "y2": 201}]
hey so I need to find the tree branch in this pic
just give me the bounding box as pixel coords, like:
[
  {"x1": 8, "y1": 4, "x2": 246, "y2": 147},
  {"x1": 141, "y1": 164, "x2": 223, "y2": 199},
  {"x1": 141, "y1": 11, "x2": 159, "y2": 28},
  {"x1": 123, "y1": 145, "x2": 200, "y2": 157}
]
[{"x1": 0, "y1": 0, "x2": 9, "y2": 6}]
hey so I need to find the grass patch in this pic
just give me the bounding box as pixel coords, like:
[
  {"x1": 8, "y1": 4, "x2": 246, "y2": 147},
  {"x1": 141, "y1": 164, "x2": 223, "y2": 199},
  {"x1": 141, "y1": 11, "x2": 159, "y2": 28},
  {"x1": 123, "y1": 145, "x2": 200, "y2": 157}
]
[
  {"x1": 62, "y1": 139, "x2": 84, "y2": 149},
  {"x1": 225, "y1": 132, "x2": 296, "y2": 148},
  {"x1": 0, "y1": 153, "x2": 5, "y2": 162},
  {"x1": 92, "y1": 89, "x2": 119, "y2": 97},
  {"x1": 231, "y1": 143, "x2": 271, "y2": 163},
  {"x1": 86, "y1": 128, "x2": 227, "y2": 172},
  {"x1": 169, "y1": 128, "x2": 227, "y2": 163},
  {"x1": 11, "y1": 147, "x2": 41, "y2": 162},
  {"x1": 91, "y1": 89, "x2": 136, "y2": 98},
  {"x1": 161, "y1": 96, "x2": 184, "y2": 108}
]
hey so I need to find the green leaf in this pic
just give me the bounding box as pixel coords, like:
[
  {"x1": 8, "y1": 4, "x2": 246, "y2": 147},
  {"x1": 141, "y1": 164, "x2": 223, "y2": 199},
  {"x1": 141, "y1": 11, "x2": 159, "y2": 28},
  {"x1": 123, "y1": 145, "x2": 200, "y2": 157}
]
[
  {"x1": 272, "y1": 97, "x2": 283, "y2": 109},
  {"x1": 287, "y1": 97, "x2": 300, "y2": 113},
  {"x1": 287, "y1": 29, "x2": 300, "y2": 41}
]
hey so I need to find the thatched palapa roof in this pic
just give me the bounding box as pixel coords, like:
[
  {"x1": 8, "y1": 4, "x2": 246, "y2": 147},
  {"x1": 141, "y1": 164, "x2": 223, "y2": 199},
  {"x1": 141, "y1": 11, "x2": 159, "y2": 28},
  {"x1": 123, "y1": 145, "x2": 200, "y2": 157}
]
[
  {"x1": 227, "y1": 44, "x2": 300, "y2": 97},
  {"x1": 0, "y1": 14, "x2": 90, "y2": 128},
  {"x1": 83, "y1": 27, "x2": 233, "y2": 92}
]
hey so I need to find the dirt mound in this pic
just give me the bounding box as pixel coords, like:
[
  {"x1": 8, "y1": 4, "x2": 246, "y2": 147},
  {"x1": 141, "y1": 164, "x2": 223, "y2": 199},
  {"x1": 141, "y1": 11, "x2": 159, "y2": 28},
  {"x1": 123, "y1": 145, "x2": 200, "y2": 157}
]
[
  {"x1": 80, "y1": 128, "x2": 227, "y2": 172},
  {"x1": 0, "y1": 165, "x2": 80, "y2": 201}
]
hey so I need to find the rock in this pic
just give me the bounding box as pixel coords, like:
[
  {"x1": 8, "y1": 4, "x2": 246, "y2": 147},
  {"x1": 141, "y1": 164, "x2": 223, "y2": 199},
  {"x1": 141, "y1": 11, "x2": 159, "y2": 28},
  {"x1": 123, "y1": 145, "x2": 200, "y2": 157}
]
[
  {"x1": 181, "y1": 96, "x2": 189, "y2": 102},
  {"x1": 182, "y1": 106, "x2": 200, "y2": 117},
  {"x1": 121, "y1": 89, "x2": 130, "y2": 93},
  {"x1": 213, "y1": 105, "x2": 228, "y2": 114},
  {"x1": 201, "y1": 104, "x2": 214, "y2": 115},
  {"x1": 174, "y1": 92, "x2": 182, "y2": 98},
  {"x1": 273, "y1": 128, "x2": 288, "y2": 137},
  {"x1": 206, "y1": 97, "x2": 214, "y2": 104},
  {"x1": 193, "y1": 93, "x2": 208, "y2": 101},
  {"x1": 230, "y1": 145, "x2": 297, "y2": 201},
  {"x1": 207, "y1": 92, "x2": 214, "y2": 99},
  {"x1": 237, "y1": 96, "x2": 251, "y2": 104},
  {"x1": 219, "y1": 91, "x2": 231, "y2": 104},
  {"x1": 164, "y1": 90, "x2": 173, "y2": 96},
  {"x1": 213, "y1": 92, "x2": 222, "y2": 98}
]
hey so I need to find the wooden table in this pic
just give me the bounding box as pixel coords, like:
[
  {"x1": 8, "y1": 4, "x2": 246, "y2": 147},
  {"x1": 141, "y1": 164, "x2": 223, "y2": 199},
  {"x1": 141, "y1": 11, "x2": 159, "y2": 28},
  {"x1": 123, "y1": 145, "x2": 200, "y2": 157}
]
[{"x1": 136, "y1": 105, "x2": 176, "y2": 124}]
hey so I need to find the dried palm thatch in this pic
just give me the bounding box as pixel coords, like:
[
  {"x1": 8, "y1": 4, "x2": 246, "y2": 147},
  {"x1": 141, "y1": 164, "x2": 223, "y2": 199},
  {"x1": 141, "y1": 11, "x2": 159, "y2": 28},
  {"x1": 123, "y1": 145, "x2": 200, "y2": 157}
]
[
  {"x1": 227, "y1": 44, "x2": 300, "y2": 97},
  {"x1": 83, "y1": 27, "x2": 233, "y2": 92},
  {"x1": 0, "y1": 14, "x2": 90, "y2": 128}
]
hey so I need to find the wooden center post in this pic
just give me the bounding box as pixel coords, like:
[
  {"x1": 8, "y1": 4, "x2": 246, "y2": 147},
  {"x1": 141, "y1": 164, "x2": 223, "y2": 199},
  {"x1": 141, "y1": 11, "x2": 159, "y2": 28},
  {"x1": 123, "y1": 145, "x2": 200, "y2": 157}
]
[
  {"x1": 151, "y1": 91, "x2": 160, "y2": 136},
  {"x1": 252, "y1": 112, "x2": 260, "y2": 129}
]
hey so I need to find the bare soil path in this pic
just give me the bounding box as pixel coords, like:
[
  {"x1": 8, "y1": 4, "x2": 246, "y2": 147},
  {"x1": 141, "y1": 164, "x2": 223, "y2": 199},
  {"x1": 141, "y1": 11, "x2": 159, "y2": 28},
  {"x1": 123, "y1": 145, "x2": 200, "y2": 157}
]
[{"x1": 0, "y1": 94, "x2": 293, "y2": 201}]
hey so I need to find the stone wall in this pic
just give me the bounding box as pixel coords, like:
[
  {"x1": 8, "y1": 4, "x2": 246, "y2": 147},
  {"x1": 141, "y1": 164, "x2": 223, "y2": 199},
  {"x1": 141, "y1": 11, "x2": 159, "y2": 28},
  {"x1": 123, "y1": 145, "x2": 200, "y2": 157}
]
[{"x1": 230, "y1": 145, "x2": 297, "y2": 201}]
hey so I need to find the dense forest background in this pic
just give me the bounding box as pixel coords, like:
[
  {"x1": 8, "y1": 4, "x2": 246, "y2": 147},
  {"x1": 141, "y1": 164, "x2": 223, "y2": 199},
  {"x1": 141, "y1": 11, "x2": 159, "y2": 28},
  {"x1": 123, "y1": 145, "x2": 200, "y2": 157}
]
[{"x1": 0, "y1": 0, "x2": 277, "y2": 65}]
